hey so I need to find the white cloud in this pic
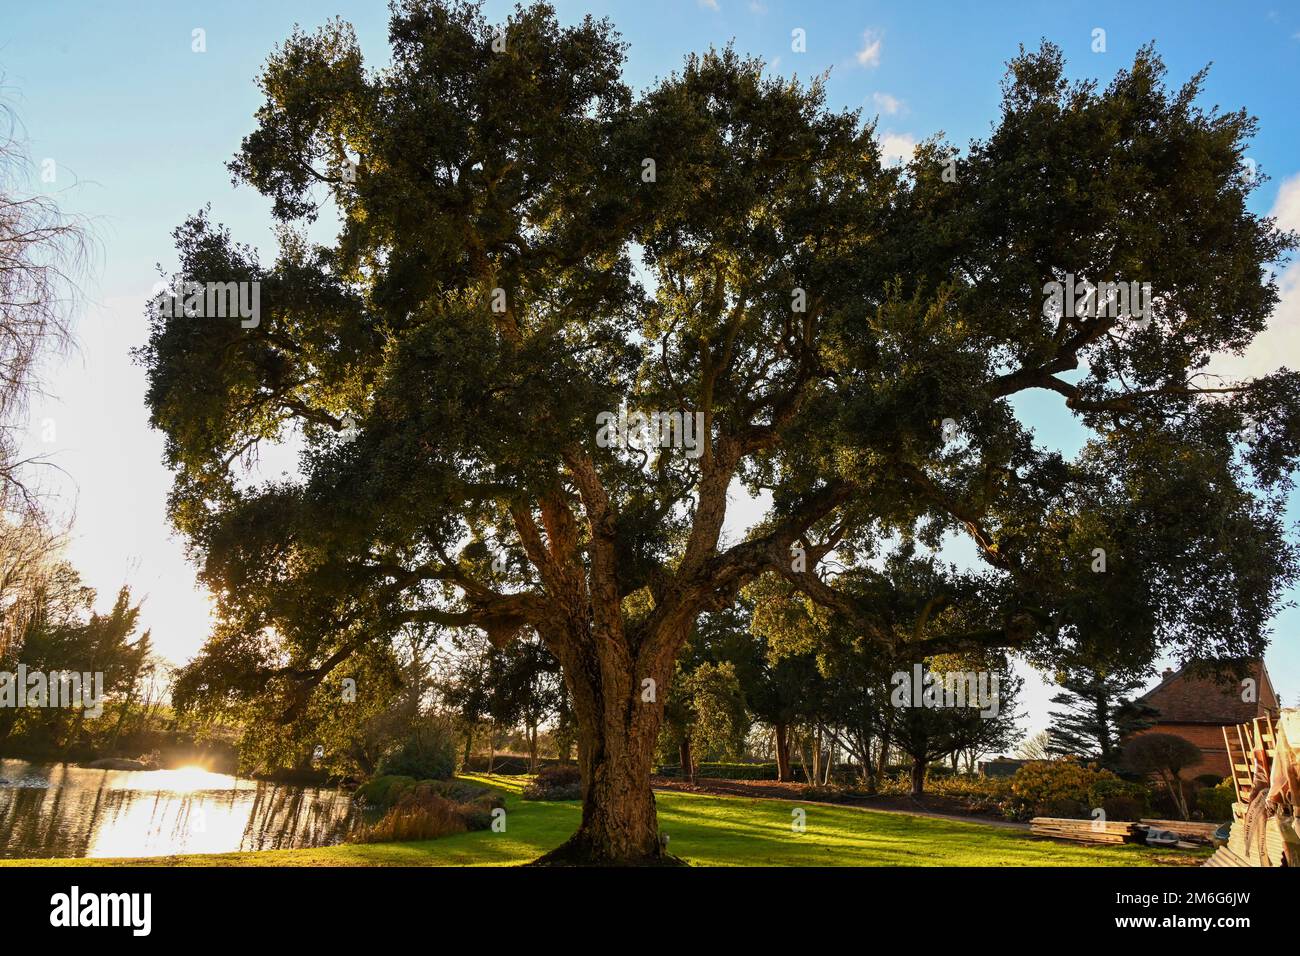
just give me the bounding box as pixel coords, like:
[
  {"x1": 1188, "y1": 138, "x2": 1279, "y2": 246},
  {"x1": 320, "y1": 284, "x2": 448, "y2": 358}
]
[
  {"x1": 856, "y1": 29, "x2": 883, "y2": 68},
  {"x1": 1208, "y1": 173, "x2": 1300, "y2": 380},
  {"x1": 1273, "y1": 172, "x2": 1300, "y2": 234},
  {"x1": 700, "y1": 0, "x2": 720, "y2": 10},
  {"x1": 872, "y1": 91, "x2": 903, "y2": 115},
  {"x1": 879, "y1": 131, "x2": 917, "y2": 165}
]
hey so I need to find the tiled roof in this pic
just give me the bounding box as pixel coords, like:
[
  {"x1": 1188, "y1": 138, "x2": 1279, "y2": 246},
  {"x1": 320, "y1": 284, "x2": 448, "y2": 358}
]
[{"x1": 1136, "y1": 660, "x2": 1277, "y2": 724}]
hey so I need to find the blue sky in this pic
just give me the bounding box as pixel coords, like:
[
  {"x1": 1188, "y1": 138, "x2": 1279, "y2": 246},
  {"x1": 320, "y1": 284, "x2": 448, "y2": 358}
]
[{"x1": 1, "y1": 0, "x2": 1297, "y2": 738}]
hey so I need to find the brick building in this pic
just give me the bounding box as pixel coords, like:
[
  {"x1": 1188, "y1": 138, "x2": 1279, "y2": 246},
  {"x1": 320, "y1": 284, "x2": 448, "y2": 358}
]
[{"x1": 1129, "y1": 660, "x2": 1280, "y2": 779}]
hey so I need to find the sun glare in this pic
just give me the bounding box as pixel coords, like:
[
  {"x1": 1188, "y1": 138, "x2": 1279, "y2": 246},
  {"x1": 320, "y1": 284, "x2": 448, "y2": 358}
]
[{"x1": 164, "y1": 766, "x2": 228, "y2": 793}]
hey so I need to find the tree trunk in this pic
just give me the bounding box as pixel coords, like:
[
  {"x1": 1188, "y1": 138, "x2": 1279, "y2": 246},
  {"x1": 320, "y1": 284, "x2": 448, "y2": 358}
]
[
  {"x1": 1163, "y1": 774, "x2": 1189, "y2": 820},
  {"x1": 679, "y1": 735, "x2": 693, "y2": 782},
  {"x1": 774, "y1": 723, "x2": 792, "y2": 783},
  {"x1": 532, "y1": 705, "x2": 670, "y2": 865},
  {"x1": 517, "y1": 463, "x2": 705, "y2": 866},
  {"x1": 811, "y1": 727, "x2": 822, "y2": 786},
  {"x1": 910, "y1": 755, "x2": 926, "y2": 797},
  {"x1": 795, "y1": 729, "x2": 811, "y2": 783},
  {"x1": 876, "y1": 731, "x2": 890, "y2": 783},
  {"x1": 530, "y1": 619, "x2": 679, "y2": 866}
]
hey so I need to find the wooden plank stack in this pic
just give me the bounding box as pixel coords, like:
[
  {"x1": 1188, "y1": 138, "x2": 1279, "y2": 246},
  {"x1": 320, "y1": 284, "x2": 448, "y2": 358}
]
[
  {"x1": 1029, "y1": 817, "x2": 1139, "y2": 845},
  {"x1": 1138, "y1": 819, "x2": 1220, "y2": 843}
]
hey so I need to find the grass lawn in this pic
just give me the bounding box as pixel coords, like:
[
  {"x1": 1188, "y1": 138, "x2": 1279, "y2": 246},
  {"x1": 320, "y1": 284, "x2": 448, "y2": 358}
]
[{"x1": 1, "y1": 774, "x2": 1209, "y2": 867}]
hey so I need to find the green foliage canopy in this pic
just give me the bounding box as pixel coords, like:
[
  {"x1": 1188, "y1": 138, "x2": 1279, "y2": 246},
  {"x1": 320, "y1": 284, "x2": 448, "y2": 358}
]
[{"x1": 138, "y1": 0, "x2": 1300, "y2": 859}]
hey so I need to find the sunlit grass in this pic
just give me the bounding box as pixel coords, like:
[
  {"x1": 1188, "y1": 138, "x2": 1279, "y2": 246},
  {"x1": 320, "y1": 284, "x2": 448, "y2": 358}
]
[
  {"x1": 458, "y1": 772, "x2": 528, "y2": 795},
  {"x1": 1, "y1": 774, "x2": 1209, "y2": 867}
]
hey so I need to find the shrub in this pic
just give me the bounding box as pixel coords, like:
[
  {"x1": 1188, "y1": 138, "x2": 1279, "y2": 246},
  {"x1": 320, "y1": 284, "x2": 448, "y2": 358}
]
[
  {"x1": 1096, "y1": 793, "x2": 1144, "y2": 822},
  {"x1": 459, "y1": 794, "x2": 507, "y2": 830},
  {"x1": 377, "y1": 719, "x2": 459, "y2": 781},
  {"x1": 655, "y1": 761, "x2": 779, "y2": 780},
  {"x1": 1195, "y1": 779, "x2": 1236, "y2": 822},
  {"x1": 351, "y1": 779, "x2": 505, "y2": 842},
  {"x1": 1004, "y1": 759, "x2": 1120, "y2": 820},
  {"x1": 1087, "y1": 777, "x2": 1151, "y2": 821},
  {"x1": 418, "y1": 779, "x2": 495, "y2": 804},
  {"x1": 522, "y1": 763, "x2": 583, "y2": 800},
  {"x1": 353, "y1": 775, "x2": 497, "y2": 812},
  {"x1": 921, "y1": 774, "x2": 1006, "y2": 803},
  {"x1": 535, "y1": 764, "x2": 582, "y2": 787},
  {"x1": 874, "y1": 772, "x2": 1008, "y2": 811},
  {"x1": 1044, "y1": 796, "x2": 1088, "y2": 818},
  {"x1": 352, "y1": 794, "x2": 469, "y2": 843},
  {"x1": 352, "y1": 774, "x2": 416, "y2": 809},
  {"x1": 655, "y1": 761, "x2": 858, "y2": 781}
]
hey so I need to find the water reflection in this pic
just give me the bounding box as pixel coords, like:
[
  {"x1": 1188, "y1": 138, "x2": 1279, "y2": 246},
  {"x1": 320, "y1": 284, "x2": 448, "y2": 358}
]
[{"x1": 0, "y1": 758, "x2": 361, "y2": 859}]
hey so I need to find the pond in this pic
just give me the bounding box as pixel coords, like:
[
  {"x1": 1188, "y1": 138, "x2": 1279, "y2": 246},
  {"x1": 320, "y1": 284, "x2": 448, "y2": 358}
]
[{"x1": 0, "y1": 758, "x2": 362, "y2": 860}]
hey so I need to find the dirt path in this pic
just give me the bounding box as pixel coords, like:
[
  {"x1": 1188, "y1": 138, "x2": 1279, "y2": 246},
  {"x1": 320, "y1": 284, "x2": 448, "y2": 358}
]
[{"x1": 650, "y1": 775, "x2": 1031, "y2": 830}]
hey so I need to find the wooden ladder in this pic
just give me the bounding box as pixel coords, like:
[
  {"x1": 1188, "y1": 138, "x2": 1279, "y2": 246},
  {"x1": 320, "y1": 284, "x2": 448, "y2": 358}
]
[
  {"x1": 1223, "y1": 724, "x2": 1253, "y2": 802},
  {"x1": 1223, "y1": 714, "x2": 1277, "y2": 803}
]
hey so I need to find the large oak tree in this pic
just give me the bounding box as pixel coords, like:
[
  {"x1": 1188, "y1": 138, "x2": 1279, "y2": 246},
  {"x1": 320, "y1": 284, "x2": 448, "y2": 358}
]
[{"x1": 142, "y1": 1, "x2": 1300, "y2": 863}]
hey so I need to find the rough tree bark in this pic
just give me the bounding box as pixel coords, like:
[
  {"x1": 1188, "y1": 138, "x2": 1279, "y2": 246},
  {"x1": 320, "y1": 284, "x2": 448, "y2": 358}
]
[
  {"x1": 530, "y1": 621, "x2": 678, "y2": 865},
  {"x1": 518, "y1": 454, "x2": 710, "y2": 865}
]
